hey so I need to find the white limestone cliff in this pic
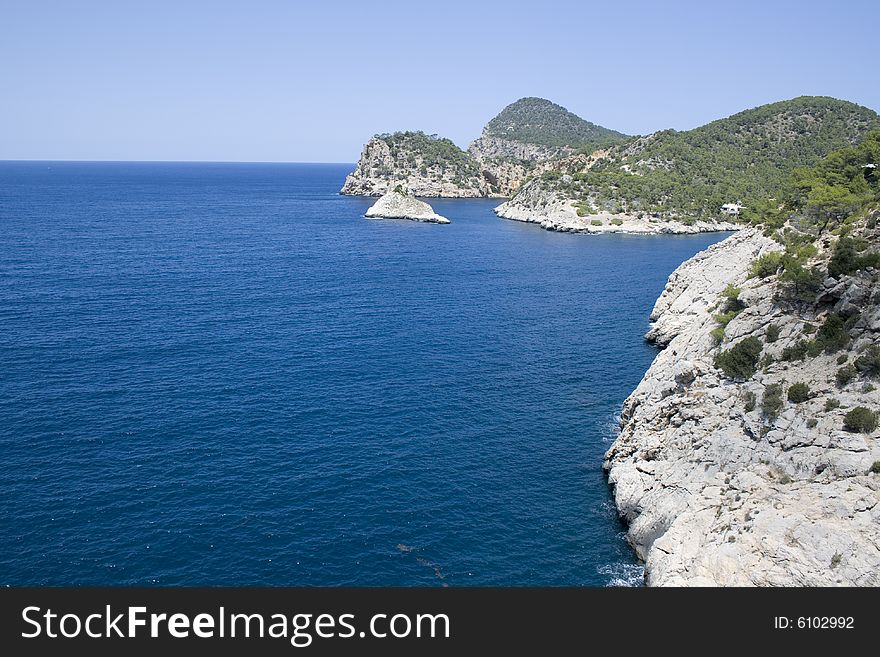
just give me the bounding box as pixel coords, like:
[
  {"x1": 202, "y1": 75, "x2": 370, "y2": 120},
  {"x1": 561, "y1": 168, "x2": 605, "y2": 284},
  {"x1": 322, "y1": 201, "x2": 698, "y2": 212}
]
[{"x1": 605, "y1": 227, "x2": 880, "y2": 586}]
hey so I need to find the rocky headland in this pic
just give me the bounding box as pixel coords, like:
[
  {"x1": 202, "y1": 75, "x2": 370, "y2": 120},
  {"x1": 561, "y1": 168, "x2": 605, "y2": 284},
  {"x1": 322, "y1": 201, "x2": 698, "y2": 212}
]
[
  {"x1": 364, "y1": 189, "x2": 449, "y2": 224},
  {"x1": 494, "y1": 178, "x2": 740, "y2": 234},
  {"x1": 604, "y1": 132, "x2": 880, "y2": 585}
]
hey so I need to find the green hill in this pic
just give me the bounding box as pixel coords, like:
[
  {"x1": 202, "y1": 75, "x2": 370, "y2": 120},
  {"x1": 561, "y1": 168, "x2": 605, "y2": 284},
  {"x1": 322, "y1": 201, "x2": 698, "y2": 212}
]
[
  {"x1": 483, "y1": 97, "x2": 626, "y2": 150},
  {"x1": 539, "y1": 96, "x2": 880, "y2": 219}
]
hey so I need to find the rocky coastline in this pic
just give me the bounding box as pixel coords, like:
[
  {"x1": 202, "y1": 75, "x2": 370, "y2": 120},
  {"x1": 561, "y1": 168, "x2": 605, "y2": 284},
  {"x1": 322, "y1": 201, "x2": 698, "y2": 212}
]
[
  {"x1": 604, "y1": 227, "x2": 880, "y2": 586},
  {"x1": 494, "y1": 182, "x2": 740, "y2": 235}
]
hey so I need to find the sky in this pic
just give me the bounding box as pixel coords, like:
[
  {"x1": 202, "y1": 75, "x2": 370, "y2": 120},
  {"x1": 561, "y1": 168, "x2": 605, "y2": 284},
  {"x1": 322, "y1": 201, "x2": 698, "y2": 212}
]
[{"x1": 1, "y1": 0, "x2": 878, "y2": 162}]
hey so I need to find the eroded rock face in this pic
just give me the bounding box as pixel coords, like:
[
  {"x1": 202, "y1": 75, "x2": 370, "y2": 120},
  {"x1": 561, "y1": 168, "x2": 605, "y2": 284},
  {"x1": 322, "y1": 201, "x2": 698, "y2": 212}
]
[
  {"x1": 466, "y1": 134, "x2": 562, "y2": 197},
  {"x1": 605, "y1": 228, "x2": 880, "y2": 586},
  {"x1": 364, "y1": 190, "x2": 449, "y2": 224},
  {"x1": 341, "y1": 137, "x2": 490, "y2": 198}
]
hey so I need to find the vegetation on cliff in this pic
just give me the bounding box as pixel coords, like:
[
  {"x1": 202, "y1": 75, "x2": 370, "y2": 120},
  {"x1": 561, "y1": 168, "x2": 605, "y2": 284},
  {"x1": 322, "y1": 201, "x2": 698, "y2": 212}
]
[
  {"x1": 376, "y1": 131, "x2": 480, "y2": 178},
  {"x1": 710, "y1": 130, "x2": 880, "y2": 434}
]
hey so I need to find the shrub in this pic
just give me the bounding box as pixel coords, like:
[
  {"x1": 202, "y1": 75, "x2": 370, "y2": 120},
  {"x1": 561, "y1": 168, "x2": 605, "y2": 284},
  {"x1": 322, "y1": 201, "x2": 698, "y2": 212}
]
[
  {"x1": 828, "y1": 236, "x2": 880, "y2": 278},
  {"x1": 836, "y1": 354, "x2": 849, "y2": 365},
  {"x1": 710, "y1": 327, "x2": 726, "y2": 345},
  {"x1": 610, "y1": 217, "x2": 624, "y2": 226},
  {"x1": 787, "y1": 383, "x2": 811, "y2": 403},
  {"x1": 824, "y1": 398, "x2": 841, "y2": 411},
  {"x1": 814, "y1": 314, "x2": 849, "y2": 353},
  {"x1": 721, "y1": 284, "x2": 742, "y2": 302},
  {"x1": 762, "y1": 383, "x2": 784, "y2": 419},
  {"x1": 781, "y1": 340, "x2": 809, "y2": 361},
  {"x1": 590, "y1": 219, "x2": 603, "y2": 226},
  {"x1": 843, "y1": 406, "x2": 878, "y2": 433},
  {"x1": 807, "y1": 418, "x2": 818, "y2": 428},
  {"x1": 854, "y1": 346, "x2": 880, "y2": 379},
  {"x1": 713, "y1": 310, "x2": 740, "y2": 327},
  {"x1": 870, "y1": 461, "x2": 880, "y2": 474},
  {"x1": 864, "y1": 383, "x2": 877, "y2": 393},
  {"x1": 714, "y1": 337, "x2": 763, "y2": 379},
  {"x1": 836, "y1": 365, "x2": 857, "y2": 386},
  {"x1": 802, "y1": 322, "x2": 816, "y2": 334},
  {"x1": 750, "y1": 252, "x2": 783, "y2": 278},
  {"x1": 743, "y1": 390, "x2": 757, "y2": 412},
  {"x1": 779, "y1": 263, "x2": 823, "y2": 303},
  {"x1": 766, "y1": 324, "x2": 781, "y2": 343}
]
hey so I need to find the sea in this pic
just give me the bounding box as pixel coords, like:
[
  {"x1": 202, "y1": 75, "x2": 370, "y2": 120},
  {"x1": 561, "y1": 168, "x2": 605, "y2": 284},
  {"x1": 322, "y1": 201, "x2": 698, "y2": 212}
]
[{"x1": 0, "y1": 161, "x2": 727, "y2": 586}]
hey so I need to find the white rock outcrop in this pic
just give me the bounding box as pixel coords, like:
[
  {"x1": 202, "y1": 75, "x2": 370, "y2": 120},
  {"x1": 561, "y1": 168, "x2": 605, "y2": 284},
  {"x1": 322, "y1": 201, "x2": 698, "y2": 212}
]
[
  {"x1": 364, "y1": 190, "x2": 450, "y2": 224},
  {"x1": 605, "y1": 227, "x2": 880, "y2": 586}
]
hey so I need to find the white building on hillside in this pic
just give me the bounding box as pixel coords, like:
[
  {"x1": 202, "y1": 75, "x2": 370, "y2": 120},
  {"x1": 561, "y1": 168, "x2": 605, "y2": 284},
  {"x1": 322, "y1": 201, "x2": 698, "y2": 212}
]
[{"x1": 720, "y1": 203, "x2": 744, "y2": 216}]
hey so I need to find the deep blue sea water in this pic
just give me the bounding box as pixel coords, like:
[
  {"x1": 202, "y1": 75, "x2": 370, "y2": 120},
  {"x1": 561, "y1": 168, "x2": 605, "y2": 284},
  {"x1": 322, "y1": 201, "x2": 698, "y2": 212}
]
[{"x1": 0, "y1": 162, "x2": 726, "y2": 586}]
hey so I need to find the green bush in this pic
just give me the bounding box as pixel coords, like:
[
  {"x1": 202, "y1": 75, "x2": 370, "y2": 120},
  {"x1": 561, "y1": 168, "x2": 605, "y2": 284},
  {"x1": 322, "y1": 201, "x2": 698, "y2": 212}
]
[
  {"x1": 813, "y1": 314, "x2": 849, "y2": 353},
  {"x1": 765, "y1": 324, "x2": 781, "y2": 343},
  {"x1": 714, "y1": 337, "x2": 763, "y2": 379},
  {"x1": 787, "y1": 383, "x2": 811, "y2": 403},
  {"x1": 828, "y1": 236, "x2": 880, "y2": 278},
  {"x1": 843, "y1": 406, "x2": 878, "y2": 433},
  {"x1": 824, "y1": 397, "x2": 841, "y2": 411},
  {"x1": 781, "y1": 340, "x2": 809, "y2": 361},
  {"x1": 710, "y1": 327, "x2": 726, "y2": 345},
  {"x1": 870, "y1": 461, "x2": 880, "y2": 474},
  {"x1": 743, "y1": 390, "x2": 757, "y2": 412},
  {"x1": 779, "y1": 263, "x2": 823, "y2": 303},
  {"x1": 836, "y1": 365, "x2": 857, "y2": 386},
  {"x1": 713, "y1": 310, "x2": 740, "y2": 327},
  {"x1": 807, "y1": 418, "x2": 818, "y2": 428},
  {"x1": 610, "y1": 217, "x2": 624, "y2": 226},
  {"x1": 836, "y1": 354, "x2": 849, "y2": 365},
  {"x1": 720, "y1": 284, "x2": 742, "y2": 302},
  {"x1": 590, "y1": 219, "x2": 603, "y2": 226},
  {"x1": 762, "y1": 383, "x2": 784, "y2": 419},
  {"x1": 750, "y1": 252, "x2": 783, "y2": 278},
  {"x1": 854, "y1": 346, "x2": 880, "y2": 379}
]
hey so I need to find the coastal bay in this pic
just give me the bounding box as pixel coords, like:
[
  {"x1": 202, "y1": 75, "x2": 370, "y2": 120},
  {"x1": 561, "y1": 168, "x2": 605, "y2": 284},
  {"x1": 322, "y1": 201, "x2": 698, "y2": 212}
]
[{"x1": 0, "y1": 161, "x2": 725, "y2": 586}]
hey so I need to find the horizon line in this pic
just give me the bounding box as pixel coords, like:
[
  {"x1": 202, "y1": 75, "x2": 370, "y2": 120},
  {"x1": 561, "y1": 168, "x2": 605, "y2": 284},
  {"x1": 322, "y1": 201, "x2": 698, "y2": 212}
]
[{"x1": 0, "y1": 159, "x2": 356, "y2": 166}]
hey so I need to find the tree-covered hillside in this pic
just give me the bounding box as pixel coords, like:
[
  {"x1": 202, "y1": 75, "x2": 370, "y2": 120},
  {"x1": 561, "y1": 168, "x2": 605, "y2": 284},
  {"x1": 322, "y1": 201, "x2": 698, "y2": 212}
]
[
  {"x1": 535, "y1": 96, "x2": 880, "y2": 219},
  {"x1": 483, "y1": 97, "x2": 626, "y2": 150}
]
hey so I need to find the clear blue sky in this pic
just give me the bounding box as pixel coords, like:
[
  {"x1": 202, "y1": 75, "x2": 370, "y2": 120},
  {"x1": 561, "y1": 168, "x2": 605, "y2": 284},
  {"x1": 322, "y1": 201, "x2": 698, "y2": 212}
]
[{"x1": 2, "y1": 0, "x2": 877, "y2": 162}]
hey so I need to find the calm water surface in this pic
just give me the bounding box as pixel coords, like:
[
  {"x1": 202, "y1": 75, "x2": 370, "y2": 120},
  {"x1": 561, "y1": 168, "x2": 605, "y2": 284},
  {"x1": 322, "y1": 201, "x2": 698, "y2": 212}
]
[{"x1": 0, "y1": 162, "x2": 726, "y2": 585}]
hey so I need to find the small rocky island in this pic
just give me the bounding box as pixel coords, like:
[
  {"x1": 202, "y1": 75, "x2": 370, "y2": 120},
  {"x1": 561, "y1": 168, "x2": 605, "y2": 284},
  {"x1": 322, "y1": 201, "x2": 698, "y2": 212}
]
[{"x1": 364, "y1": 189, "x2": 449, "y2": 224}]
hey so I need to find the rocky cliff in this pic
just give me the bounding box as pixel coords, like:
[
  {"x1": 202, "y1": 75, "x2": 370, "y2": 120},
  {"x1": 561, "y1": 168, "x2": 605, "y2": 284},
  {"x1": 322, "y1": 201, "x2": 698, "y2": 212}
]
[
  {"x1": 605, "y1": 217, "x2": 880, "y2": 585},
  {"x1": 341, "y1": 132, "x2": 490, "y2": 198}
]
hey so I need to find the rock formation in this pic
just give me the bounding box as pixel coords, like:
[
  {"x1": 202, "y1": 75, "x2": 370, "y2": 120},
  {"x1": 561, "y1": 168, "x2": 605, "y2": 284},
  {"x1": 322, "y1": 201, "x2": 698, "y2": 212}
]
[
  {"x1": 605, "y1": 223, "x2": 880, "y2": 585},
  {"x1": 341, "y1": 132, "x2": 491, "y2": 198},
  {"x1": 364, "y1": 189, "x2": 450, "y2": 224}
]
